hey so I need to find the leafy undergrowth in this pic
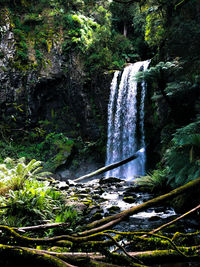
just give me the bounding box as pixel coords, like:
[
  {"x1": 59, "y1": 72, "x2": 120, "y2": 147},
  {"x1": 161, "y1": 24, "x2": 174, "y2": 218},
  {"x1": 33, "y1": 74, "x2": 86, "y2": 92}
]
[
  {"x1": 0, "y1": 158, "x2": 81, "y2": 232},
  {"x1": 0, "y1": 132, "x2": 74, "y2": 172}
]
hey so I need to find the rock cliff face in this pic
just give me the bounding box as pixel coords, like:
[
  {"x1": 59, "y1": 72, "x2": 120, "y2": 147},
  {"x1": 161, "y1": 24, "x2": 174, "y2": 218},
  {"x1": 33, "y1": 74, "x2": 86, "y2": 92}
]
[
  {"x1": 0, "y1": 11, "x2": 16, "y2": 106},
  {"x1": 0, "y1": 9, "x2": 112, "y2": 144}
]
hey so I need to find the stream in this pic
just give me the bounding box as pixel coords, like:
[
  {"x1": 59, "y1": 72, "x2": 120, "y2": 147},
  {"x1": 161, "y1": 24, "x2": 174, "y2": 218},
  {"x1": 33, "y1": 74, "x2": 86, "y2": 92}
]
[{"x1": 57, "y1": 177, "x2": 199, "y2": 234}]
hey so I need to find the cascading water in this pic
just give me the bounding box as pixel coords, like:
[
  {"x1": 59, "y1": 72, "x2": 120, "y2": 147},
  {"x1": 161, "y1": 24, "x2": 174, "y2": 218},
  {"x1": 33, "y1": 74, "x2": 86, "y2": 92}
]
[{"x1": 106, "y1": 60, "x2": 150, "y2": 180}]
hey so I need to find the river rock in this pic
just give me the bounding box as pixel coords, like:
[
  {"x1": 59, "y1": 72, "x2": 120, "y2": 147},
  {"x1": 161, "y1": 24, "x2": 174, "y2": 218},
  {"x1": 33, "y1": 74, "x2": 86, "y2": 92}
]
[
  {"x1": 56, "y1": 181, "x2": 69, "y2": 190},
  {"x1": 107, "y1": 206, "x2": 121, "y2": 214},
  {"x1": 123, "y1": 196, "x2": 136, "y2": 203},
  {"x1": 148, "y1": 215, "x2": 161, "y2": 221},
  {"x1": 99, "y1": 177, "x2": 123, "y2": 184}
]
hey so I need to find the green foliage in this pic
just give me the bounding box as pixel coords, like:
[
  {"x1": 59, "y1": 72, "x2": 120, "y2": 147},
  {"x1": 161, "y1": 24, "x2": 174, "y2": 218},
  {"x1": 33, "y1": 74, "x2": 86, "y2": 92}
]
[
  {"x1": 145, "y1": 6, "x2": 165, "y2": 47},
  {"x1": 0, "y1": 157, "x2": 49, "y2": 192},
  {"x1": 23, "y1": 13, "x2": 43, "y2": 25},
  {"x1": 12, "y1": 21, "x2": 29, "y2": 63},
  {"x1": 40, "y1": 133, "x2": 74, "y2": 171},
  {"x1": 62, "y1": 7, "x2": 114, "y2": 71},
  {"x1": 3, "y1": 0, "x2": 149, "y2": 72},
  {"x1": 35, "y1": 49, "x2": 43, "y2": 62},
  {"x1": 0, "y1": 157, "x2": 81, "y2": 228},
  {"x1": 136, "y1": 60, "x2": 182, "y2": 85},
  {"x1": 0, "y1": 132, "x2": 74, "y2": 172},
  {"x1": 165, "y1": 121, "x2": 200, "y2": 188},
  {"x1": 4, "y1": 185, "x2": 54, "y2": 226},
  {"x1": 165, "y1": 81, "x2": 192, "y2": 98},
  {"x1": 134, "y1": 169, "x2": 169, "y2": 193}
]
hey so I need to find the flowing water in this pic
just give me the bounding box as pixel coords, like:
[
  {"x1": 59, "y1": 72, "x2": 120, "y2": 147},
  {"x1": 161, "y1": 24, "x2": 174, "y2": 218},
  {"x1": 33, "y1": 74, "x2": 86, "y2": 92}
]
[{"x1": 106, "y1": 60, "x2": 150, "y2": 179}]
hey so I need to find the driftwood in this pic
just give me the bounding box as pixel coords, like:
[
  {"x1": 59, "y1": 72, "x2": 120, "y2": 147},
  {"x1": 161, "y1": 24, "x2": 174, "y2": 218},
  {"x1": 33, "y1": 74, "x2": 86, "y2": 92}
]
[
  {"x1": 74, "y1": 150, "x2": 139, "y2": 182},
  {"x1": 16, "y1": 222, "x2": 69, "y2": 233}
]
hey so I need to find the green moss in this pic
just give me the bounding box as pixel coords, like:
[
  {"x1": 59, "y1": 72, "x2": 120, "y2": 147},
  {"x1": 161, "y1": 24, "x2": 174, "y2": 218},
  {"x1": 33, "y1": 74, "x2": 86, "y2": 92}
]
[
  {"x1": 91, "y1": 213, "x2": 103, "y2": 220},
  {"x1": 123, "y1": 196, "x2": 136, "y2": 203}
]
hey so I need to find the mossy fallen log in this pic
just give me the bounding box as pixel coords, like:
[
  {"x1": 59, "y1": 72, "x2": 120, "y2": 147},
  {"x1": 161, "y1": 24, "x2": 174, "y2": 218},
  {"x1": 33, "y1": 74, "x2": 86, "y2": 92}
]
[
  {"x1": 1, "y1": 179, "x2": 200, "y2": 266},
  {"x1": 129, "y1": 249, "x2": 200, "y2": 265},
  {"x1": 12, "y1": 246, "x2": 199, "y2": 266},
  {"x1": 0, "y1": 244, "x2": 71, "y2": 267},
  {"x1": 150, "y1": 203, "x2": 200, "y2": 235},
  {"x1": 79, "y1": 177, "x2": 200, "y2": 236}
]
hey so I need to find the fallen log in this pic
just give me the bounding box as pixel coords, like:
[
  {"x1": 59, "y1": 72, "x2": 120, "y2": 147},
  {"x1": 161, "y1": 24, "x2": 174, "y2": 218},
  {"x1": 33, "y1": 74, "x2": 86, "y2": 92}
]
[
  {"x1": 48, "y1": 249, "x2": 200, "y2": 265},
  {"x1": 8, "y1": 246, "x2": 199, "y2": 266},
  {"x1": 150, "y1": 203, "x2": 200, "y2": 235},
  {"x1": 129, "y1": 249, "x2": 200, "y2": 265},
  {"x1": 79, "y1": 177, "x2": 200, "y2": 236},
  {"x1": 74, "y1": 150, "x2": 140, "y2": 182},
  {"x1": 16, "y1": 222, "x2": 69, "y2": 233},
  {"x1": 0, "y1": 244, "x2": 72, "y2": 267}
]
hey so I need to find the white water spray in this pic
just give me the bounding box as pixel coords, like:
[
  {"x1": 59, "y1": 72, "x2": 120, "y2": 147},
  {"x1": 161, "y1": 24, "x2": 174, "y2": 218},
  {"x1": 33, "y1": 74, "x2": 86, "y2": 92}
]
[{"x1": 106, "y1": 60, "x2": 150, "y2": 179}]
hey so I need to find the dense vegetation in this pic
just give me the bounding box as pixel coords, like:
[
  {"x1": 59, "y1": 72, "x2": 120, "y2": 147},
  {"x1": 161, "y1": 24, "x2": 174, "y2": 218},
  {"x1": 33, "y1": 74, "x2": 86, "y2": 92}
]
[{"x1": 0, "y1": 0, "x2": 200, "y2": 266}]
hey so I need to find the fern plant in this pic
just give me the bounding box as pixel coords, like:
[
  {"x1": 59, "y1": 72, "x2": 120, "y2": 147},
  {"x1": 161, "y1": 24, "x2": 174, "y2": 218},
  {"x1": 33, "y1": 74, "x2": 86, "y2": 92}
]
[
  {"x1": 0, "y1": 157, "x2": 50, "y2": 193},
  {"x1": 134, "y1": 169, "x2": 169, "y2": 193},
  {"x1": 135, "y1": 60, "x2": 182, "y2": 84},
  {"x1": 165, "y1": 121, "x2": 200, "y2": 188},
  {"x1": 0, "y1": 157, "x2": 81, "y2": 228}
]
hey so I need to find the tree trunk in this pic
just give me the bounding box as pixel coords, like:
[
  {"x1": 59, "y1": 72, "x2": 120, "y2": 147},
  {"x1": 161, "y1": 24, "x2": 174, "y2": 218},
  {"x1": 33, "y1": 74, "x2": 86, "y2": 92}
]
[{"x1": 123, "y1": 22, "x2": 127, "y2": 37}]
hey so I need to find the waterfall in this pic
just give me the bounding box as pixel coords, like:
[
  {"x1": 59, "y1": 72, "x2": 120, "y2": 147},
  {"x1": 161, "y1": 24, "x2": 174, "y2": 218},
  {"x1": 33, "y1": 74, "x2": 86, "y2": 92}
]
[{"x1": 106, "y1": 60, "x2": 150, "y2": 180}]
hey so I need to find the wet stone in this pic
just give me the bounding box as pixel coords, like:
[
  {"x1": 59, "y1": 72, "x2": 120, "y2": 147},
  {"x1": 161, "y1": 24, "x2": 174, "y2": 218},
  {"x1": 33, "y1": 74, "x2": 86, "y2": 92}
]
[
  {"x1": 77, "y1": 188, "x2": 91, "y2": 194},
  {"x1": 99, "y1": 177, "x2": 123, "y2": 184},
  {"x1": 56, "y1": 181, "x2": 69, "y2": 190},
  {"x1": 153, "y1": 207, "x2": 166, "y2": 213},
  {"x1": 123, "y1": 191, "x2": 137, "y2": 198},
  {"x1": 91, "y1": 212, "x2": 103, "y2": 220},
  {"x1": 107, "y1": 206, "x2": 121, "y2": 214},
  {"x1": 123, "y1": 196, "x2": 136, "y2": 203},
  {"x1": 92, "y1": 194, "x2": 101, "y2": 200},
  {"x1": 148, "y1": 215, "x2": 161, "y2": 221}
]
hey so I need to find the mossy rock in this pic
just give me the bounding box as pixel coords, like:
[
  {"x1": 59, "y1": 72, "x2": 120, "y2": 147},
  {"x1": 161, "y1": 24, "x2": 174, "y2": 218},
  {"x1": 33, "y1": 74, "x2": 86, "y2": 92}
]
[
  {"x1": 123, "y1": 196, "x2": 136, "y2": 203},
  {"x1": 42, "y1": 133, "x2": 74, "y2": 172},
  {"x1": 91, "y1": 212, "x2": 103, "y2": 220},
  {"x1": 107, "y1": 206, "x2": 121, "y2": 213},
  {"x1": 171, "y1": 184, "x2": 200, "y2": 213}
]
